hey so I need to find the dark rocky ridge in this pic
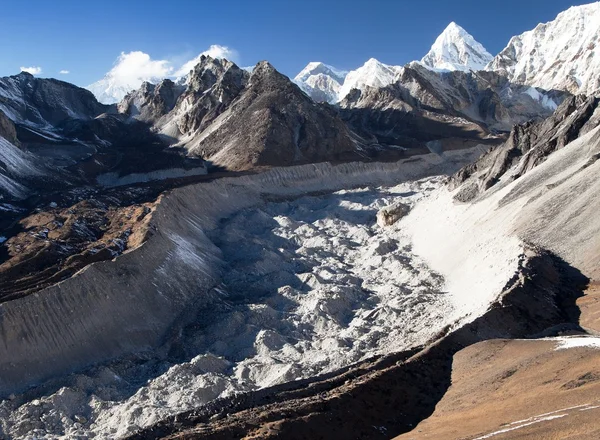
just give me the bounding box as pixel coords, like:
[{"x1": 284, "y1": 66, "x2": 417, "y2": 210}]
[
  {"x1": 451, "y1": 94, "x2": 600, "y2": 202},
  {"x1": 184, "y1": 61, "x2": 360, "y2": 169},
  {"x1": 0, "y1": 71, "x2": 108, "y2": 127},
  {"x1": 120, "y1": 57, "x2": 361, "y2": 170},
  {"x1": 0, "y1": 72, "x2": 209, "y2": 201},
  {"x1": 339, "y1": 64, "x2": 567, "y2": 155}
]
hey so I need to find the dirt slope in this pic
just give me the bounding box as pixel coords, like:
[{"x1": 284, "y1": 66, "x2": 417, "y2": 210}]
[{"x1": 396, "y1": 283, "x2": 600, "y2": 440}]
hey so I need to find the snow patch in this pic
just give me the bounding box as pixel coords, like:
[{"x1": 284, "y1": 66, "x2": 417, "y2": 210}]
[{"x1": 553, "y1": 336, "x2": 600, "y2": 350}]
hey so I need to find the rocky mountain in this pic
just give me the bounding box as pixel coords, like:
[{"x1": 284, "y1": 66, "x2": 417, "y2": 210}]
[
  {"x1": 123, "y1": 56, "x2": 250, "y2": 139},
  {"x1": 338, "y1": 62, "x2": 565, "y2": 153},
  {"x1": 293, "y1": 62, "x2": 348, "y2": 103},
  {"x1": 0, "y1": 110, "x2": 45, "y2": 200},
  {"x1": 487, "y1": 2, "x2": 600, "y2": 96},
  {"x1": 420, "y1": 22, "x2": 493, "y2": 72},
  {"x1": 120, "y1": 56, "x2": 360, "y2": 170},
  {"x1": 0, "y1": 72, "x2": 208, "y2": 200},
  {"x1": 451, "y1": 94, "x2": 600, "y2": 202},
  {"x1": 117, "y1": 79, "x2": 186, "y2": 124},
  {"x1": 338, "y1": 58, "x2": 404, "y2": 102},
  {"x1": 0, "y1": 72, "x2": 108, "y2": 129}
]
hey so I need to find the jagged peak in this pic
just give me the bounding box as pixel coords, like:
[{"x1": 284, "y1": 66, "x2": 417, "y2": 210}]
[{"x1": 251, "y1": 60, "x2": 278, "y2": 77}]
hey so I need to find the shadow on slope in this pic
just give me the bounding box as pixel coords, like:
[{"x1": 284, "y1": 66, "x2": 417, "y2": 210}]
[{"x1": 127, "y1": 249, "x2": 588, "y2": 440}]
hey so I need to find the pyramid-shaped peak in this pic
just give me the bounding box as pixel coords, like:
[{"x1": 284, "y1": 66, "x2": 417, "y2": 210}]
[{"x1": 420, "y1": 22, "x2": 493, "y2": 72}]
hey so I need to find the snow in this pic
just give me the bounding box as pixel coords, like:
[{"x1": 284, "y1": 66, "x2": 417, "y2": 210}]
[
  {"x1": 402, "y1": 185, "x2": 524, "y2": 323},
  {"x1": 0, "y1": 177, "x2": 458, "y2": 439},
  {"x1": 293, "y1": 62, "x2": 348, "y2": 103},
  {"x1": 87, "y1": 75, "x2": 155, "y2": 105},
  {"x1": 487, "y1": 2, "x2": 600, "y2": 96},
  {"x1": 294, "y1": 62, "x2": 348, "y2": 84},
  {"x1": 474, "y1": 415, "x2": 567, "y2": 439},
  {"x1": 553, "y1": 336, "x2": 600, "y2": 350},
  {"x1": 524, "y1": 87, "x2": 558, "y2": 110},
  {"x1": 474, "y1": 402, "x2": 600, "y2": 439},
  {"x1": 338, "y1": 58, "x2": 403, "y2": 101},
  {"x1": 420, "y1": 22, "x2": 493, "y2": 72}
]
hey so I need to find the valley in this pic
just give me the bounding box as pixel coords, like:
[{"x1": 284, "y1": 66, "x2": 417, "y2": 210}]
[{"x1": 1, "y1": 2, "x2": 600, "y2": 439}]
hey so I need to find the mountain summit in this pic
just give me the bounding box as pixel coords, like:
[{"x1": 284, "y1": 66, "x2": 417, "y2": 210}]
[
  {"x1": 486, "y1": 2, "x2": 600, "y2": 96},
  {"x1": 293, "y1": 62, "x2": 348, "y2": 103},
  {"x1": 337, "y1": 58, "x2": 403, "y2": 101},
  {"x1": 420, "y1": 22, "x2": 493, "y2": 72}
]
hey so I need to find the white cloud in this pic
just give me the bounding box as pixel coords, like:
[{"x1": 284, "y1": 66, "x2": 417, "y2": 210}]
[
  {"x1": 59, "y1": 70, "x2": 70, "y2": 74},
  {"x1": 87, "y1": 45, "x2": 239, "y2": 104},
  {"x1": 108, "y1": 51, "x2": 174, "y2": 84},
  {"x1": 20, "y1": 66, "x2": 42, "y2": 75},
  {"x1": 174, "y1": 45, "x2": 239, "y2": 77}
]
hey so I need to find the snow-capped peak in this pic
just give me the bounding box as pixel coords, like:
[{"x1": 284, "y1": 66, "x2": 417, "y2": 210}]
[
  {"x1": 420, "y1": 22, "x2": 493, "y2": 72},
  {"x1": 293, "y1": 62, "x2": 348, "y2": 103},
  {"x1": 337, "y1": 58, "x2": 403, "y2": 101},
  {"x1": 486, "y1": 2, "x2": 600, "y2": 96},
  {"x1": 294, "y1": 62, "x2": 348, "y2": 84}
]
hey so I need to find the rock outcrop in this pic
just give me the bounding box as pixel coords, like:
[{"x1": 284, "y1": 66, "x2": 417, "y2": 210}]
[
  {"x1": 340, "y1": 63, "x2": 566, "y2": 145},
  {"x1": 451, "y1": 95, "x2": 600, "y2": 202},
  {"x1": 377, "y1": 202, "x2": 410, "y2": 227}
]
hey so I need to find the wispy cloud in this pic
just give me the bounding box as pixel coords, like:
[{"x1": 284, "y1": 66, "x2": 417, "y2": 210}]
[
  {"x1": 20, "y1": 66, "x2": 42, "y2": 75},
  {"x1": 174, "y1": 45, "x2": 239, "y2": 77},
  {"x1": 59, "y1": 70, "x2": 70, "y2": 74}
]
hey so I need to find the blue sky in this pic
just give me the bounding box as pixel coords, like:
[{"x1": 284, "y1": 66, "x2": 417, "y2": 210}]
[{"x1": 0, "y1": 0, "x2": 593, "y2": 86}]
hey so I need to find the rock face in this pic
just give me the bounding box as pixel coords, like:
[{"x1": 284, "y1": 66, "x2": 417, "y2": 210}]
[
  {"x1": 376, "y1": 202, "x2": 410, "y2": 227},
  {"x1": 0, "y1": 72, "x2": 108, "y2": 128},
  {"x1": 338, "y1": 63, "x2": 565, "y2": 153},
  {"x1": 451, "y1": 95, "x2": 600, "y2": 201},
  {"x1": 0, "y1": 109, "x2": 46, "y2": 199},
  {"x1": 122, "y1": 57, "x2": 360, "y2": 170},
  {"x1": 117, "y1": 79, "x2": 185, "y2": 123},
  {"x1": 0, "y1": 109, "x2": 18, "y2": 145},
  {"x1": 420, "y1": 22, "x2": 493, "y2": 72},
  {"x1": 486, "y1": 2, "x2": 600, "y2": 96}
]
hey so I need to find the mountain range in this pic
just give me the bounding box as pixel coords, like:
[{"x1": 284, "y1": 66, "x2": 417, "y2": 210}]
[
  {"x1": 1, "y1": 2, "x2": 600, "y2": 439},
  {"x1": 4, "y1": 3, "x2": 597, "y2": 201}
]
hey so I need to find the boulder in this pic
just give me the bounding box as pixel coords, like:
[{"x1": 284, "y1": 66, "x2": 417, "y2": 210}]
[{"x1": 377, "y1": 202, "x2": 410, "y2": 227}]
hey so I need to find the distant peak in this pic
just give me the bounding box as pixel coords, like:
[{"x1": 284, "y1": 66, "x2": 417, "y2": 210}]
[
  {"x1": 444, "y1": 21, "x2": 463, "y2": 32},
  {"x1": 365, "y1": 57, "x2": 382, "y2": 65},
  {"x1": 294, "y1": 62, "x2": 348, "y2": 84},
  {"x1": 419, "y1": 22, "x2": 492, "y2": 72}
]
